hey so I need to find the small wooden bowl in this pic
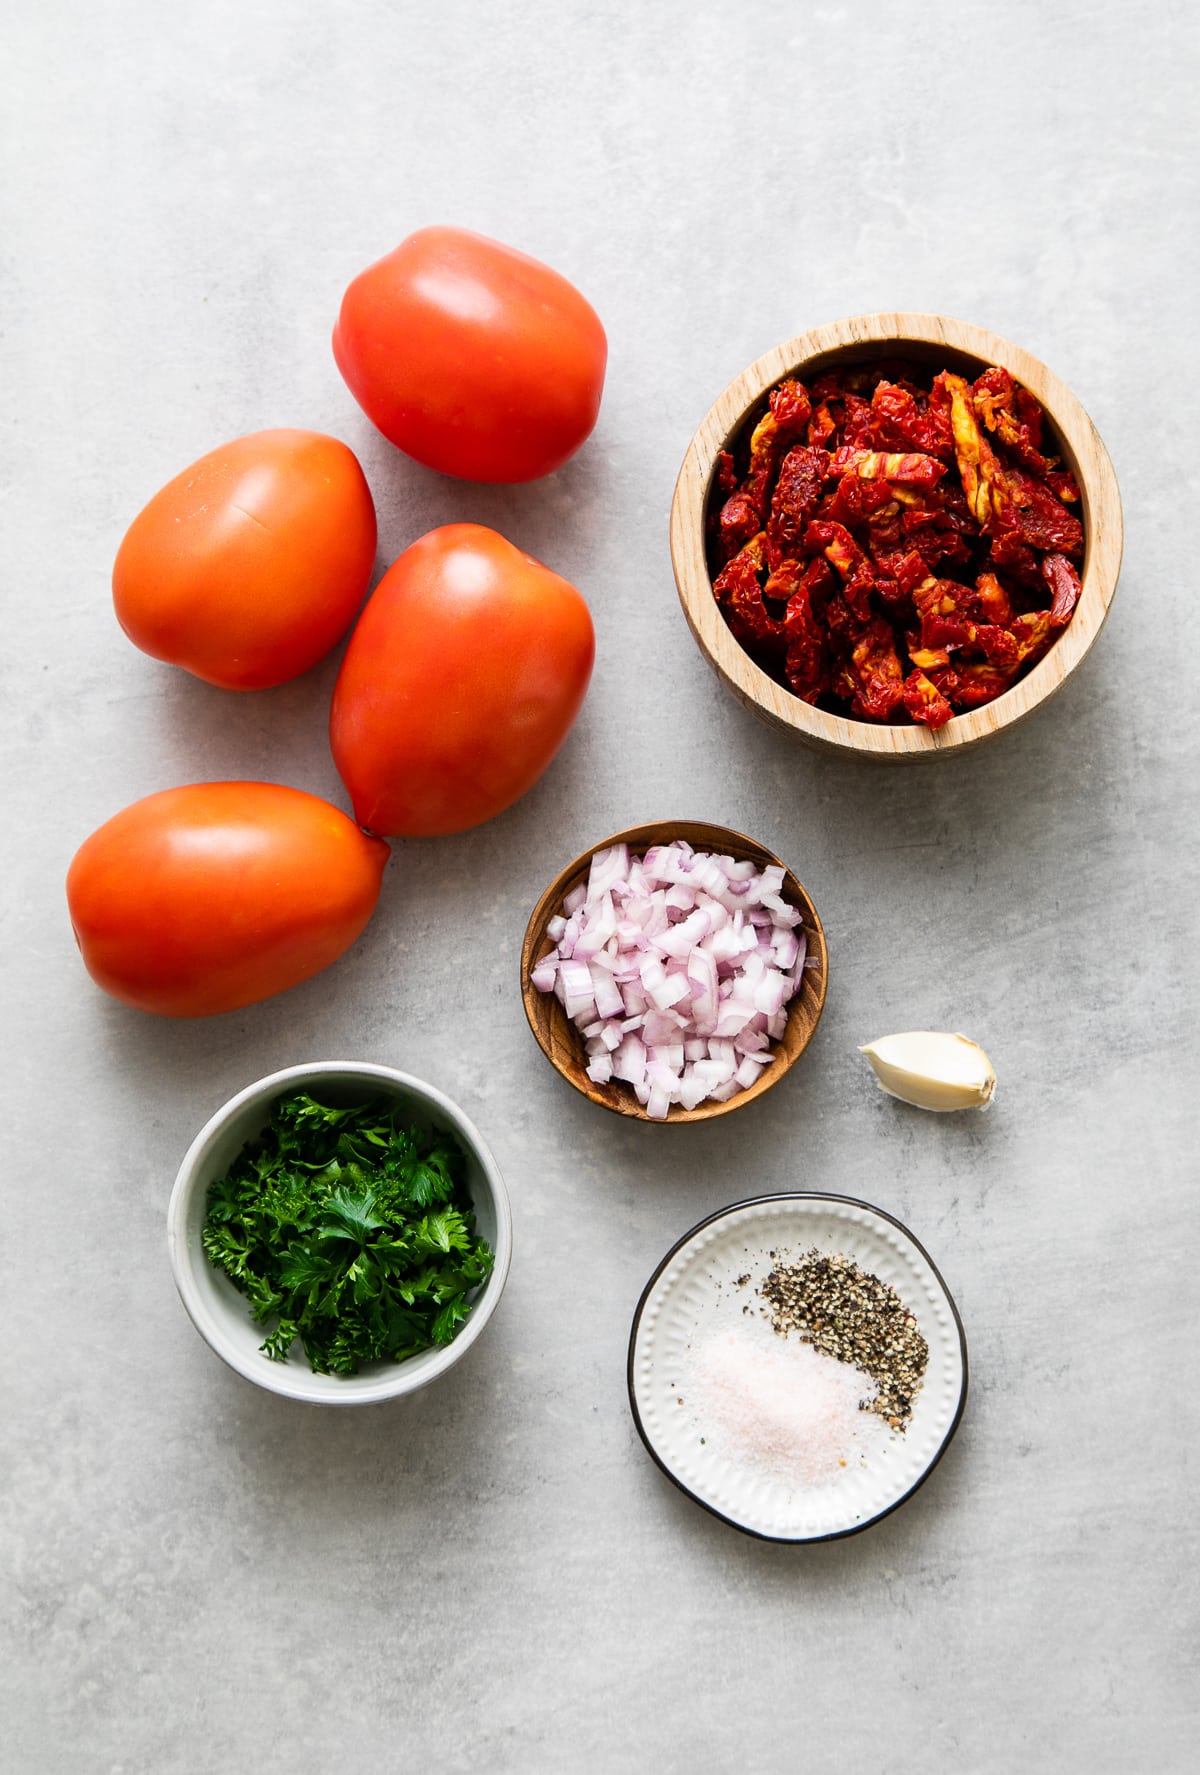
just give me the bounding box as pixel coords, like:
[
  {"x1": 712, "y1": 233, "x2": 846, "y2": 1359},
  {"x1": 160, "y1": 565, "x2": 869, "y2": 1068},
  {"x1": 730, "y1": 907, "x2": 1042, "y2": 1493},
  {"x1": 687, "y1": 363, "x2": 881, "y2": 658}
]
[
  {"x1": 520, "y1": 821, "x2": 828, "y2": 1123},
  {"x1": 670, "y1": 312, "x2": 1124, "y2": 761}
]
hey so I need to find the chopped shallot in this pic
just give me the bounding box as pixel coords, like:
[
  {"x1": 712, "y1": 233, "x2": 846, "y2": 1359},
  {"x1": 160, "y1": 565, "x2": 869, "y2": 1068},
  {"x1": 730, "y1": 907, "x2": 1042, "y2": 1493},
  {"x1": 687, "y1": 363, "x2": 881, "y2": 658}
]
[{"x1": 533, "y1": 840, "x2": 810, "y2": 1118}]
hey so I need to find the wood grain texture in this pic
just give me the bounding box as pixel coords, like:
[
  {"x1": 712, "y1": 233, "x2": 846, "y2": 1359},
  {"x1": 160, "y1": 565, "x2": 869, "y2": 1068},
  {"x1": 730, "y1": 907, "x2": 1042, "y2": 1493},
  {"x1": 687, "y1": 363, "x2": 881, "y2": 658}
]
[
  {"x1": 520, "y1": 821, "x2": 828, "y2": 1123},
  {"x1": 669, "y1": 313, "x2": 1124, "y2": 761}
]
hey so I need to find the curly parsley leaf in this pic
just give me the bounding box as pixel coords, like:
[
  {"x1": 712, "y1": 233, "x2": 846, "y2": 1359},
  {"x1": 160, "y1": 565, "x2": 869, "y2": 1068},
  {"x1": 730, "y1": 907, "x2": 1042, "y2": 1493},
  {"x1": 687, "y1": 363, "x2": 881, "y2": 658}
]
[{"x1": 202, "y1": 1093, "x2": 494, "y2": 1376}]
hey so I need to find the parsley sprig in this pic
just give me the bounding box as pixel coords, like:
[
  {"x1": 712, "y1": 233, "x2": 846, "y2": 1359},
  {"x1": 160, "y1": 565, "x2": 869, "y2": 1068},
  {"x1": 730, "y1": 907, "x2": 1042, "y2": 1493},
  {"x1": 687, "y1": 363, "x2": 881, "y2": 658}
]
[{"x1": 202, "y1": 1092, "x2": 494, "y2": 1375}]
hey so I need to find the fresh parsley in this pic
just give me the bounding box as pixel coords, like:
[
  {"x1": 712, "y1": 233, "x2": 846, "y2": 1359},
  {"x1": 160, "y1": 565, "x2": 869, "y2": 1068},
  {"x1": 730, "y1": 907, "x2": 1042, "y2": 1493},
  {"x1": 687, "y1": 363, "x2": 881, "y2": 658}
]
[{"x1": 201, "y1": 1092, "x2": 494, "y2": 1375}]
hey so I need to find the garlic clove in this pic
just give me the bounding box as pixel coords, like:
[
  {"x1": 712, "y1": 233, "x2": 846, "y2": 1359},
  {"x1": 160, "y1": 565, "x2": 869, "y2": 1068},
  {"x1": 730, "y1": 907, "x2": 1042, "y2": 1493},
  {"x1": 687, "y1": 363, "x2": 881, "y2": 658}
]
[{"x1": 859, "y1": 1031, "x2": 996, "y2": 1113}]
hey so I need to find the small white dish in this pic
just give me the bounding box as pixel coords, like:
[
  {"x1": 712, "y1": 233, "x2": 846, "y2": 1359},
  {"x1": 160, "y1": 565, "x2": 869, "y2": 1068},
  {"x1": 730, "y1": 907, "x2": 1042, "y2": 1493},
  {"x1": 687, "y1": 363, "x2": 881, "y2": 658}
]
[
  {"x1": 627, "y1": 1193, "x2": 967, "y2": 1540},
  {"x1": 168, "y1": 1061, "x2": 513, "y2": 1405}
]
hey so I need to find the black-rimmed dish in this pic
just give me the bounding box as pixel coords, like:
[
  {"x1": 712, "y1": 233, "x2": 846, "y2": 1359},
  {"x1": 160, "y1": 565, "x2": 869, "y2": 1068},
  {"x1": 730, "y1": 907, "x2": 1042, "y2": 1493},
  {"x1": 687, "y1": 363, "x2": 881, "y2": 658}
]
[{"x1": 627, "y1": 1193, "x2": 967, "y2": 1541}]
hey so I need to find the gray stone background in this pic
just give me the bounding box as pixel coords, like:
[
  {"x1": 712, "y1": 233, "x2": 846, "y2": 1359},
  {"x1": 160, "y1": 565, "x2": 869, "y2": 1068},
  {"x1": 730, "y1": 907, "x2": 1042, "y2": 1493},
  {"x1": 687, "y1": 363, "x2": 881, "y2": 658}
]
[{"x1": 3, "y1": 1, "x2": 1196, "y2": 1769}]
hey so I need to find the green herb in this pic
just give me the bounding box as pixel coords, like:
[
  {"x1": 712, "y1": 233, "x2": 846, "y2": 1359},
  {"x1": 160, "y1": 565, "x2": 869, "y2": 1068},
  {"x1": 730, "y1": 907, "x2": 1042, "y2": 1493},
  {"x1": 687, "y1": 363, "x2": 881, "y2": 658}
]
[{"x1": 202, "y1": 1092, "x2": 494, "y2": 1376}]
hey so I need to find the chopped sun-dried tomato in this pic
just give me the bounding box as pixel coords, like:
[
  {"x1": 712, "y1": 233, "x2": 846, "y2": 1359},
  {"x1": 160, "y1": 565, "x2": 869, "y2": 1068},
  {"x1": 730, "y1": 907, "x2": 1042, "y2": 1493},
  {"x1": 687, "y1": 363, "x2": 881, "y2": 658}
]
[
  {"x1": 1041, "y1": 552, "x2": 1082, "y2": 626},
  {"x1": 781, "y1": 559, "x2": 834, "y2": 704},
  {"x1": 713, "y1": 534, "x2": 782, "y2": 652},
  {"x1": 715, "y1": 490, "x2": 762, "y2": 563},
  {"x1": 825, "y1": 475, "x2": 898, "y2": 531},
  {"x1": 903, "y1": 668, "x2": 955, "y2": 729},
  {"x1": 765, "y1": 445, "x2": 830, "y2": 564},
  {"x1": 1008, "y1": 610, "x2": 1054, "y2": 667},
  {"x1": 807, "y1": 401, "x2": 840, "y2": 450},
  {"x1": 972, "y1": 368, "x2": 1080, "y2": 503},
  {"x1": 830, "y1": 446, "x2": 947, "y2": 488},
  {"x1": 713, "y1": 381, "x2": 813, "y2": 566},
  {"x1": 1003, "y1": 470, "x2": 1084, "y2": 556},
  {"x1": 842, "y1": 393, "x2": 874, "y2": 448},
  {"x1": 986, "y1": 528, "x2": 1042, "y2": 587},
  {"x1": 713, "y1": 450, "x2": 738, "y2": 498},
  {"x1": 841, "y1": 615, "x2": 906, "y2": 720},
  {"x1": 707, "y1": 357, "x2": 1085, "y2": 724},
  {"x1": 950, "y1": 662, "x2": 1018, "y2": 708},
  {"x1": 869, "y1": 380, "x2": 954, "y2": 458},
  {"x1": 804, "y1": 519, "x2": 875, "y2": 621},
  {"x1": 967, "y1": 570, "x2": 1013, "y2": 628},
  {"x1": 944, "y1": 372, "x2": 1011, "y2": 528}
]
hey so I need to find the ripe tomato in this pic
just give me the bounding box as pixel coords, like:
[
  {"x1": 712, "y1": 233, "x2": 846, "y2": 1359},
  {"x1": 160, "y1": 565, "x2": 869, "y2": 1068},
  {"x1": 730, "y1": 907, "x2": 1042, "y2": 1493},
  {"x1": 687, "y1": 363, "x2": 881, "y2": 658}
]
[
  {"x1": 66, "y1": 783, "x2": 389, "y2": 1017},
  {"x1": 330, "y1": 524, "x2": 594, "y2": 837},
  {"x1": 112, "y1": 430, "x2": 377, "y2": 690},
  {"x1": 332, "y1": 227, "x2": 607, "y2": 483}
]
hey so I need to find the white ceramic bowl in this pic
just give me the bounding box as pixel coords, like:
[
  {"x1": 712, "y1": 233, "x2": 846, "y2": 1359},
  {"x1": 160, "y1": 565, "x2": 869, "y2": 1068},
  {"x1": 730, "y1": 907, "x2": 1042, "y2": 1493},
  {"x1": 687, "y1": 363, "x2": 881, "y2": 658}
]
[{"x1": 168, "y1": 1061, "x2": 513, "y2": 1404}]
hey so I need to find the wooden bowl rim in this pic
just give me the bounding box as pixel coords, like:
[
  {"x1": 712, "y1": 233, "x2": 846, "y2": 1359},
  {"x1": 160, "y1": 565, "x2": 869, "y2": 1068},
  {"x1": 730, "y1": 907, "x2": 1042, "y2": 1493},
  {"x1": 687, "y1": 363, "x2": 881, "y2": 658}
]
[
  {"x1": 520, "y1": 820, "x2": 829, "y2": 1124},
  {"x1": 669, "y1": 311, "x2": 1124, "y2": 760}
]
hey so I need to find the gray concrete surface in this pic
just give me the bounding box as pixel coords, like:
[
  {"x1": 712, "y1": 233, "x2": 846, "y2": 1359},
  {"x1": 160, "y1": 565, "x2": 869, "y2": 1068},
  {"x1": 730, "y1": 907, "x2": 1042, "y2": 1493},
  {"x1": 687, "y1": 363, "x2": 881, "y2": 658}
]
[{"x1": 3, "y1": 1, "x2": 1197, "y2": 1769}]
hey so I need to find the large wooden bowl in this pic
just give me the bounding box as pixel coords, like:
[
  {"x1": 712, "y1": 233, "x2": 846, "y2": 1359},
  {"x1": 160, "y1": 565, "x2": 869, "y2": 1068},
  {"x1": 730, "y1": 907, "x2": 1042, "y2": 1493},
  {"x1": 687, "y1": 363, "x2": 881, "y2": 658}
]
[
  {"x1": 520, "y1": 821, "x2": 828, "y2": 1123},
  {"x1": 670, "y1": 313, "x2": 1124, "y2": 760}
]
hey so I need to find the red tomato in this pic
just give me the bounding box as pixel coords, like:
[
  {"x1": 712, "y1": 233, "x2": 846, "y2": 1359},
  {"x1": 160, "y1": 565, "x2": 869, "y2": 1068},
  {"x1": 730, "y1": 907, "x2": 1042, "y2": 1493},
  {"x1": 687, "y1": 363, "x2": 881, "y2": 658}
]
[
  {"x1": 330, "y1": 524, "x2": 594, "y2": 836},
  {"x1": 67, "y1": 783, "x2": 389, "y2": 1017},
  {"x1": 112, "y1": 430, "x2": 377, "y2": 690},
  {"x1": 332, "y1": 227, "x2": 607, "y2": 483}
]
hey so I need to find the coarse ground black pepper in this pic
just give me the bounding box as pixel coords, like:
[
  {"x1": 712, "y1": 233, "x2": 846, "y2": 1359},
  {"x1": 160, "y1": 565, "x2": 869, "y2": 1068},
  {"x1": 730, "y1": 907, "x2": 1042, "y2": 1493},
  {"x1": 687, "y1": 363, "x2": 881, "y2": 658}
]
[{"x1": 760, "y1": 1249, "x2": 929, "y2": 1430}]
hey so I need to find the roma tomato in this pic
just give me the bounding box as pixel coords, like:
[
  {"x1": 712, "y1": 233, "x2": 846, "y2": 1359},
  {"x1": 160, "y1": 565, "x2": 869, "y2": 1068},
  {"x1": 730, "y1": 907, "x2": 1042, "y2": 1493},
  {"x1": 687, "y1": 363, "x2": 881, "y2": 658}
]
[
  {"x1": 112, "y1": 430, "x2": 377, "y2": 690},
  {"x1": 332, "y1": 227, "x2": 607, "y2": 483},
  {"x1": 66, "y1": 783, "x2": 389, "y2": 1017},
  {"x1": 330, "y1": 524, "x2": 594, "y2": 837}
]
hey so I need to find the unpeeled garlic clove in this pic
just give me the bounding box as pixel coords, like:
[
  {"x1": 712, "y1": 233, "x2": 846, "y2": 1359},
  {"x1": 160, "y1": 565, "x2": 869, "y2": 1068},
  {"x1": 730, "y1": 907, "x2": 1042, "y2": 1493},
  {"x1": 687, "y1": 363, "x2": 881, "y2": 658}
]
[{"x1": 859, "y1": 1031, "x2": 996, "y2": 1112}]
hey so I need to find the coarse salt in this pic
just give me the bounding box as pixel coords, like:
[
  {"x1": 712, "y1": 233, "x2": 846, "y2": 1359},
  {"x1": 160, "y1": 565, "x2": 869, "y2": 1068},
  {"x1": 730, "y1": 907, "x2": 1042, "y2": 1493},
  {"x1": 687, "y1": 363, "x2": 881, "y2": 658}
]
[{"x1": 687, "y1": 1327, "x2": 890, "y2": 1488}]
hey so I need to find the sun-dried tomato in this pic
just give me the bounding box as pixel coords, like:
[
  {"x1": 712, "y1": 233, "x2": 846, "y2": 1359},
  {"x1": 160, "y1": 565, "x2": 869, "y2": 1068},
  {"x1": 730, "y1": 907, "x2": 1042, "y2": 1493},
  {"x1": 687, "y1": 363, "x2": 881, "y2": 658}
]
[
  {"x1": 843, "y1": 393, "x2": 875, "y2": 448},
  {"x1": 713, "y1": 381, "x2": 813, "y2": 566},
  {"x1": 782, "y1": 556, "x2": 835, "y2": 628},
  {"x1": 781, "y1": 560, "x2": 834, "y2": 703},
  {"x1": 966, "y1": 570, "x2": 1013, "y2": 628},
  {"x1": 706, "y1": 356, "x2": 1086, "y2": 725},
  {"x1": 745, "y1": 380, "x2": 812, "y2": 492},
  {"x1": 911, "y1": 574, "x2": 958, "y2": 620},
  {"x1": 713, "y1": 535, "x2": 783, "y2": 652},
  {"x1": 1003, "y1": 469, "x2": 1084, "y2": 556},
  {"x1": 944, "y1": 373, "x2": 1011, "y2": 528},
  {"x1": 804, "y1": 519, "x2": 875, "y2": 620},
  {"x1": 950, "y1": 662, "x2": 1018, "y2": 708},
  {"x1": 903, "y1": 668, "x2": 955, "y2": 730},
  {"x1": 809, "y1": 371, "x2": 843, "y2": 402},
  {"x1": 1046, "y1": 470, "x2": 1081, "y2": 504},
  {"x1": 713, "y1": 450, "x2": 738, "y2": 498},
  {"x1": 870, "y1": 380, "x2": 954, "y2": 458},
  {"x1": 986, "y1": 528, "x2": 1042, "y2": 588},
  {"x1": 715, "y1": 490, "x2": 762, "y2": 563},
  {"x1": 840, "y1": 615, "x2": 906, "y2": 720},
  {"x1": 972, "y1": 368, "x2": 1080, "y2": 505},
  {"x1": 919, "y1": 610, "x2": 1019, "y2": 670},
  {"x1": 830, "y1": 446, "x2": 948, "y2": 488},
  {"x1": 825, "y1": 475, "x2": 898, "y2": 531},
  {"x1": 807, "y1": 401, "x2": 840, "y2": 450},
  {"x1": 1041, "y1": 552, "x2": 1082, "y2": 626},
  {"x1": 766, "y1": 445, "x2": 830, "y2": 564},
  {"x1": 900, "y1": 506, "x2": 974, "y2": 571},
  {"x1": 1008, "y1": 610, "x2": 1054, "y2": 667},
  {"x1": 873, "y1": 548, "x2": 929, "y2": 602}
]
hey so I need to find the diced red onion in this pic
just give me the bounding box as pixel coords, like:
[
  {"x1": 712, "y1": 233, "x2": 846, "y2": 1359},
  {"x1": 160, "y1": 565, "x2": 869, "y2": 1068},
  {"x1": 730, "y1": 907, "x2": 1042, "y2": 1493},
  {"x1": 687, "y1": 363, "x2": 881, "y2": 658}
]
[
  {"x1": 592, "y1": 972, "x2": 624, "y2": 1021},
  {"x1": 530, "y1": 958, "x2": 558, "y2": 994},
  {"x1": 532, "y1": 842, "x2": 809, "y2": 1118},
  {"x1": 587, "y1": 843, "x2": 630, "y2": 901},
  {"x1": 559, "y1": 958, "x2": 593, "y2": 1000}
]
